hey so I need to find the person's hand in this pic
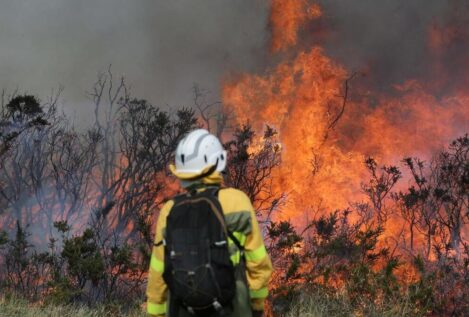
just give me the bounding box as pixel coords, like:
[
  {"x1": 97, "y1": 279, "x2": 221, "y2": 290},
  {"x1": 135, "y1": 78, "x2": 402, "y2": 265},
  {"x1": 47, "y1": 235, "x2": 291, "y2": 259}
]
[{"x1": 252, "y1": 310, "x2": 263, "y2": 317}]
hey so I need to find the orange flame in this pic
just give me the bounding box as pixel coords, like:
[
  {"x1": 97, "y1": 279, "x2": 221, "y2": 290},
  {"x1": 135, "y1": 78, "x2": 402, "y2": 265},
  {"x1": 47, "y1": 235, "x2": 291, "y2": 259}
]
[
  {"x1": 222, "y1": 2, "x2": 469, "y2": 225},
  {"x1": 270, "y1": 0, "x2": 322, "y2": 52}
]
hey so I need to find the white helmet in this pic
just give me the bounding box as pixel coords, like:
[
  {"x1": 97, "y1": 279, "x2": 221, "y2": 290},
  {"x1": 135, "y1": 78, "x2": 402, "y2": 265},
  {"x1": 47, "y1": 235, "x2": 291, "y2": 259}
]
[{"x1": 171, "y1": 129, "x2": 227, "y2": 179}]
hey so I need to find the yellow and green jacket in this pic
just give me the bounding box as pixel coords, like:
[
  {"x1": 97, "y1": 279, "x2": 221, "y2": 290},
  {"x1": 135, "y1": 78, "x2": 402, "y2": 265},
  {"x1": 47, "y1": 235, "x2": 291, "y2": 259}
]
[{"x1": 146, "y1": 186, "x2": 273, "y2": 317}]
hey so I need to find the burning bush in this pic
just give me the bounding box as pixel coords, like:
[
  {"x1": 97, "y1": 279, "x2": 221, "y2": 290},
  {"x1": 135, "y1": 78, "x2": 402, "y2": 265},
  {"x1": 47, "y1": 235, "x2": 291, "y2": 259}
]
[
  {"x1": 264, "y1": 137, "x2": 468, "y2": 316},
  {"x1": 0, "y1": 75, "x2": 468, "y2": 316}
]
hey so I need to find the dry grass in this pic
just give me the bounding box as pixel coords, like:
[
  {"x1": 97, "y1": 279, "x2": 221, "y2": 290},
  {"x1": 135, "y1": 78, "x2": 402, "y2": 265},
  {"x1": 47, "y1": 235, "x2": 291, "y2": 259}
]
[
  {"x1": 1, "y1": 294, "x2": 418, "y2": 317},
  {"x1": 285, "y1": 291, "x2": 418, "y2": 317},
  {"x1": 0, "y1": 297, "x2": 147, "y2": 317}
]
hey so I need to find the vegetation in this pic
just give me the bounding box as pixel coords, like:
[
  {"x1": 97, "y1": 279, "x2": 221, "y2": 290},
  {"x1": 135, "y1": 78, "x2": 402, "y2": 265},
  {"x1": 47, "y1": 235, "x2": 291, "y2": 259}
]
[
  {"x1": 267, "y1": 137, "x2": 469, "y2": 316},
  {"x1": 0, "y1": 74, "x2": 468, "y2": 316},
  {"x1": 0, "y1": 295, "x2": 145, "y2": 317}
]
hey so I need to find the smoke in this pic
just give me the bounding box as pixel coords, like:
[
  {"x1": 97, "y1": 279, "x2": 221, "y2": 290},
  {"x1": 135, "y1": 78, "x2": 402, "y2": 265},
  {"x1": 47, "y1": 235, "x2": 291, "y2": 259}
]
[
  {"x1": 0, "y1": 0, "x2": 269, "y2": 123},
  {"x1": 2, "y1": 0, "x2": 469, "y2": 122},
  {"x1": 3, "y1": 0, "x2": 468, "y2": 121},
  {"x1": 311, "y1": 0, "x2": 469, "y2": 94}
]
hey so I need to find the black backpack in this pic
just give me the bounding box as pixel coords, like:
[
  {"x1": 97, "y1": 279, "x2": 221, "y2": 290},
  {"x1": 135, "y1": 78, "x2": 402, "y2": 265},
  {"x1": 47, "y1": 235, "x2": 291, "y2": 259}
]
[{"x1": 162, "y1": 187, "x2": 242, "y2": 316}]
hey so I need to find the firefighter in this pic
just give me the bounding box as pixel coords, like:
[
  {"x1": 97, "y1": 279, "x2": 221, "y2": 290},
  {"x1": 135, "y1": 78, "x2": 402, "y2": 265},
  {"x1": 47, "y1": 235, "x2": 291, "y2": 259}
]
[{"x1": 146, "y1": 129, "x2": 272, "y2": 317}]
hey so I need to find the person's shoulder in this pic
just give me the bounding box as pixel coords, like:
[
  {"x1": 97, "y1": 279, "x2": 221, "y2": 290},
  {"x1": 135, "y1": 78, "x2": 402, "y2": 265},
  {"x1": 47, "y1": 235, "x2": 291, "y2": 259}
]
[
  {"x1": 160, "y1": 197, "x2": 176, "y2": 215},
  {"x1": 219, "y1": 187, "x2": 253, "y2": 211},
  {"x1": 219, "y1": 187, "x2": 249, "y2": 199},
  {"x1": 162, "y1": 191, "x2": 188, "y2": 206}
]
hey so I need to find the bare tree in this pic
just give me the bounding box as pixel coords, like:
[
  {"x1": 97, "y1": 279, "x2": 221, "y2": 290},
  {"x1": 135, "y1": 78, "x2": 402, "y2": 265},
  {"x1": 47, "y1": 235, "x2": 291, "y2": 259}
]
[
  {"x1": 87, "y1": 67, "x2": 129, "y2": 218},
  {"x1": 397, "y1": 137, "x2": 468, "y2": 259},
  {"x1": 396, "y1": 158, "x2": 440, "y2": 256},
  {"x1": 116, "y1": 98, "x2": 197, "y2": 248},
  {"x1": 433, "y1": 135, "x2": 469, "y2": 258},
  {"x1": 192, "y1": 84, "x2": 234, "y2": 137},
  {"x1": 361, "y1": 157, "x2": 401, "y2": 225}
]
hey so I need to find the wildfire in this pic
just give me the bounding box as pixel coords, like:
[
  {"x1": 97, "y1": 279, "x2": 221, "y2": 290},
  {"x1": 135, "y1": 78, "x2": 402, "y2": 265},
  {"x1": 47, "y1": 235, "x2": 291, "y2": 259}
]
[
  {"x1": 223, "y1": 3, "x2": 469, "y2": 300},
  {"x1": 222, "y1": 0, "x2": 469, "y2": 226}
]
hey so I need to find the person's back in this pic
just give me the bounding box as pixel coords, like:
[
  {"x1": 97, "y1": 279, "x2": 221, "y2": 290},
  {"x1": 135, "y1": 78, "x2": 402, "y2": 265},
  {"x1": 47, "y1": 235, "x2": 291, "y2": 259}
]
[{"x1": 146, "y1": 129, "x2": 272, "y2": 317}]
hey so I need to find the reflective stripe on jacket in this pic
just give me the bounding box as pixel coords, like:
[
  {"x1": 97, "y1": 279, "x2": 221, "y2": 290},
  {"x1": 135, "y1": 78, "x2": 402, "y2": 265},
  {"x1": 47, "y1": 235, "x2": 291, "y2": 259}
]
[{"x1": 146, "y1": 187, "x2": 273, "y2": 317}]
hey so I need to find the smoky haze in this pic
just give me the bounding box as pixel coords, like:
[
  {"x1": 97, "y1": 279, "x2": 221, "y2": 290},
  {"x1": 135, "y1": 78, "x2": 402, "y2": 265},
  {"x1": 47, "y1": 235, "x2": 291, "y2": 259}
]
[
  {"x1": 313, "y1": 0, "x2": 469, "y2": 94},
  {"x1": 1, "y1": 0, "x2": 468, "y2": 124},
  {"x1": 0, "y1": 0, "x2": 269, "y2": 123}
]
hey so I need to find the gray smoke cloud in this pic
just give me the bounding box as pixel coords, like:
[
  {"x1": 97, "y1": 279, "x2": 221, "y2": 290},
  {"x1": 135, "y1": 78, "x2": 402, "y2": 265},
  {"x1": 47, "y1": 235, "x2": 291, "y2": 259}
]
[
  {"x1": 313, "y1": 0, "x2": 469, "y2": 94},
  {"x1": 0, "y1": 0, "x2": 269, "y2": 123},
  {"x1": 2, "y1": 0, "x2": 468, "y2": 124}
]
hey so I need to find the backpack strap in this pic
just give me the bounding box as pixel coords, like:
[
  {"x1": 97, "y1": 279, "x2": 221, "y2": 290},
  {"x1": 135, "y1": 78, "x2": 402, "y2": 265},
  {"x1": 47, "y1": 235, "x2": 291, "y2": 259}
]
[
  {"x1": 153, "y1": 194, "x2": 188, "y2": 247},
  {"x1": 203, "y1": 187, "x2": 245, "y2": 252},
  {"x1": 172, "y1": 193, "x2": 189, "y2": 204},
  {"x1": 227, "y1": 229, "x2": 244, "y2": 252}
]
